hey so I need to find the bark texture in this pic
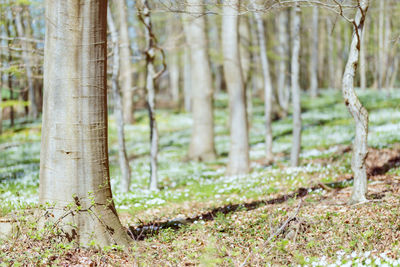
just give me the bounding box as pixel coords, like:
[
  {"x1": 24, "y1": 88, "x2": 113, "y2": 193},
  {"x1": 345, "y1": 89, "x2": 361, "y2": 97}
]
[
  {"x1": 117, "y1": 0, "x2": 135, "y2": 124},
  {"x1": 342, "y1": 0, "x2": 369, "y2": 204},
  {"x1": 40, "y1": 0, "x2": 131, "y2": 247},
  {"x1": 185, "y1": 0, "x2": 216, "y2": 161},
  {"x1": 108, "y1": 6, "x2": 132, "y2": 193},
  {"x1": 290, "y1": 5, "x2": 302, "y2": 167},
  {"x1": 222, "y1": 0, "x2": 250, "y2": 175}
]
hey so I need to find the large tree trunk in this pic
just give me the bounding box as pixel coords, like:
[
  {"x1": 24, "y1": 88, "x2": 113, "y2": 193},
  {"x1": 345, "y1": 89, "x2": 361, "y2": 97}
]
[
  {"x1": 40, "y1": 0, "x2": 131, "y2": 247},
  {"x1": 310, "y1": 7, "x2": 318, "y2": 97},
  {"x1": 290, "y1": 5, "x2": 301, "y2": 167},
  {"x1": 222, "y1": 0, "x2": 249, "y2": 175},
  {"x1": 15, "y1": 7, "x2": 38, "y2": 119},
  {"x1": 185, "y1": 0, "x2": 216, "y2": 161},
  {"x1": 342, "y1": 0, "x2": 369, "y2": 204},
  {"x1": 117, "y1": 0, "x2": 135, "y2": 124},
  {"x1": 252, "y1": 1, "x2": 273, "y2": 162},
  {"x1": 108, "y1": 6, "x2": 132, "y2": 193},
  {"x1": 276, "y1": 10, "x2": 290, "y2": 114}
]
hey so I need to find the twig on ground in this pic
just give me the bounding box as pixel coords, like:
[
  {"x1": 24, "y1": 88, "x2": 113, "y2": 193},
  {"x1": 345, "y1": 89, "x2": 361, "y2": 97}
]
[{"x1": 239, "y1": 199, "x2": 303, "y2": 267}]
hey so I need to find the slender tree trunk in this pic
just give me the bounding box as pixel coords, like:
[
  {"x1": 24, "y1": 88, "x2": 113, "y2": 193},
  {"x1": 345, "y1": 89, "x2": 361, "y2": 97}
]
[
  {"x1": 342, "y1": 0, "x2": 370, "y2": 204},
  {"x1": 335, "y1": 23, "x2": 343, "y2": 90},
  {"x1": 15, "y1": 7, "x2": 38, "y2": 119},
  {"x1": 182, "y1": 18, "x2": 192, "y2": 112},
  {"x1": 40, "y1": 0, "x2": 131, "y2": 247},
  {"x1": 223, "y1": 0, "x2": 249, "y2": 175},
  {"x1": 252, "y1": 1, "x2": 273, "y2": 162},
  {"x1": 5, "y1": 17, "x2": 14, "y2": 127},
  {"x1": 318, "y1": 10, "x2": 326, "y2": 88},
  {"x1": 378, "y1": 0, "x2": 384, "y2": 90},
  {"x1": 117, "y1": 0, "x2": 135, "y2": 124},
  {"x1": 239, "y1": 15, "x2": 251, "y2": 88},
  {"x1": 276, "y1": 10, "x2": 290, "y2": 114},
  {"x1": 310, "y1": 7, "x2": 318, "y2": 97},
  {"x1": 185, "y1": 0, "x2": 216, "y2": 161},
  {"x1": 326, "y1": 17, "x2": 335, "y2": 89},
  {"x1": 137, "y1": 0, "x2": 162, "y2": 190},
  {"x1": 290, "y1": 5, "x2": 301, "y2": 167},
  {"x1": 108, "y1": 6, "x2": 132, "y2": 193},
  {"x1": 360, "y1": 20, "x2": 367, "y2": 90}
]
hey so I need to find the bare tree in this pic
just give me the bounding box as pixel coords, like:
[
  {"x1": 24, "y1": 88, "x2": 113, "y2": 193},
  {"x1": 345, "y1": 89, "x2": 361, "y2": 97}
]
[
  {"x1": 223, "y1": 0, "x2": 250, "y2": 175},
  {"x1": 252, "y1": 0, "x2": 273, "y2": 162},
  {"x1": 108, "y1": 5, "x2": 132, "y2": 193},
  {"x1": 137, "y1": 0, "x2": 166, "y2": 190},
  {"x1": 117, "y1": 0, "x2": 135, "y2": 124},
  {"x1": 310, "y1": 7, "x2": 319, "y2": 97},
  {"x1": 290, "y1": 4, "x2": 301, "y2": 167},
  {"x1": 342, "y1": 0, "x2": 370, "y2": 204},
  {"x1": 276, "y1": 10, "x2": 290, "y2": 114},
  {"x1": 184, "y1": 0, "x2": 216, "y2": 161},
  {"x1": 40, "y1": 0, "x2": 131, "y2": 247}
]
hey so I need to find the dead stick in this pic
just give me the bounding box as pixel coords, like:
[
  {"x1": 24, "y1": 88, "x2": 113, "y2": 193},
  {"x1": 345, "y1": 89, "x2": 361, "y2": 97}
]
[{"x1": 239, "y1": 200, "x2": 303, "y2": 267}]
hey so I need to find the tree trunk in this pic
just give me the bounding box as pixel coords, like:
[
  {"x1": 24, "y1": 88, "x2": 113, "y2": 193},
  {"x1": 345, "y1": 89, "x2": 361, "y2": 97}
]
[
  {"x1": 276, "y1": 10, "x2": 290, "y2": 114},
  {"x1": 222, "y1": 0, "x2": 249, "y2": 175},
  {"x1": 40, "y1": 0, "x2": 131, "y2": 247},
  {"x1": 108, "y1": 5, "x2": 132, "y2": 193},
  {"x1": 239, "y1": 15, "x2": 251, "y2": 89},
  {"x1": 5, "y1": 16, "x2": 14, "y2": 127},
  {"x1": 117, "y1": 0, "x2": 135, "y2": 124},
  {"x1": 185, "y1": 0, "x2": 216, "y2": 161},
  {"x1": 326, "y1": 17, "x2": 335, "y2": 89},
  {"x1": 182, "y1": 18, "x2": 192, "y2": 112},
  {"x1": 335, "y1": 23, "x2": 343, "y2": 90},
  {"x1": 137, "y1": 0, "x2": 161, "y2": 190},
  {"x1": 310, "y1": 7, "x2": 318, "y2": 97},
  {"x1": 290, "y1": 5, "x2": 301, "y2": 167},
  {"x1": 15, "y1": 7, "x2": 38, "y2": 119},
  {"x1": 378, "y1": 0, "x2": 384, "y2": 90},
  {"x1": 252, "y1": 1, "x2": 273, "y2": 162},
  {"x1": 360, "y1": 20, "x2": 367, "y2": 90},
  {"x1": 166, "y1": 18, "x2": 181, "y2": 106},
  {"x1": 342, "y1": 0, "x2": 370, "y2": 204}
]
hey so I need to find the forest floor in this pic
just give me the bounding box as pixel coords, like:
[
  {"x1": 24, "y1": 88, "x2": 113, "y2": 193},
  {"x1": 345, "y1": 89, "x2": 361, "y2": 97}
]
[{"x1": 1, "y1": 89, "x2": 400, "y2": 266}]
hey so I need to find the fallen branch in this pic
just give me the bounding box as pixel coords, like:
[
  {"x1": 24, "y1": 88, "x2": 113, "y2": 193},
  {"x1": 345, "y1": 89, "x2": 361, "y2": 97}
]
[{"x1": 240, "y1": 199, "x2": 303, "y2": 267}]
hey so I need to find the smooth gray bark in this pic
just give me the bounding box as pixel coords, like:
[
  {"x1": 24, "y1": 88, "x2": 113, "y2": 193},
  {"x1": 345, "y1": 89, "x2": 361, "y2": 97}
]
[
  {"x1": 310, "y1": 7, "x2": 319, "y2": 98},
  {"x1": 185, "y1": 0, "x2": 216, "y2": 161},
  {"x1": 117, "y1": 0, "x2": 135, "y2": 124},
  {"x1": 108, "y1": 6, "x2": 132, "y2": 193},
  {"x1": 360, "y1": 21, "x2": 367, "y2": 90},
  {"x1": 252, "y1": 1, "x2": 273, "y2": 162},
  {"x1": 166, "y1": 16, "x2": 180, "y2": 105},
  {"x1": 276, "y1": 10, "x2": 290, "y2": 114},
  {"x1": 40, "y1": 0, "x2": 131, "y2": 247},
  {"x1": 222, "y1": 0, "x2": 249, "y2": 175},
  {"x1": 342, "y1": 0, "x2": 370, "y2": 204},
  {"x1": 290, "y1": 5, "x2": 301, "y2": 167}
]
